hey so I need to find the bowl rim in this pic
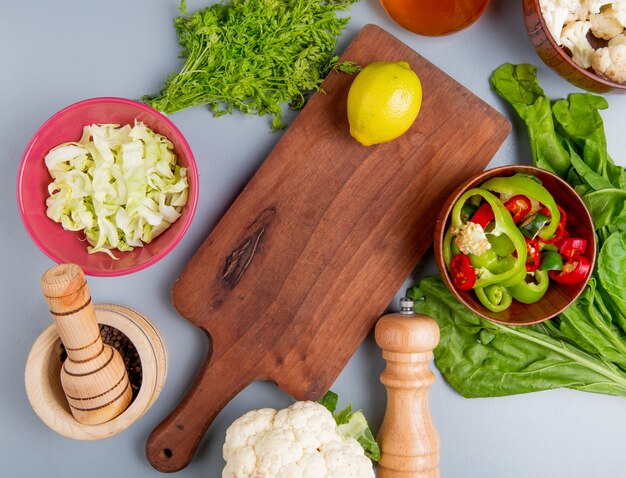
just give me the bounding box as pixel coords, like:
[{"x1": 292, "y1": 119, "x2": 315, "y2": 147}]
[
  {"x1": 434, "y1": 164, "x2": 596, "y2": 325},
  {"x1": 16, "y1": 97, "x2": 199, "y2": 277},
  {"x1": 527, "y1": 0, "x2": 626, "y2": 91}
]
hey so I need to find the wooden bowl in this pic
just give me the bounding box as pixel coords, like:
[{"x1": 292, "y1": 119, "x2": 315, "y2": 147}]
[
  {"x1": 25, "y1": 304, "x2": 167, "y2": 440},
  {"x1": 434, "y1": 165, "x2": 596, "y2": 326},
  {"x1": 522, "y1": 0, "x2": 626, "y2": 93}
]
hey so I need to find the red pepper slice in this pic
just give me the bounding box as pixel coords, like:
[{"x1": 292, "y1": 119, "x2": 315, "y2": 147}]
[
  {"x1": 525, "y1": 238, "x2": 541, "y2": 272},
  {"x1": 504, "y1": 195, "x2": 532, "y2": 223},
  {"x1": 539, "y1": 205, "x2": 567, "y2": 244},
  {"x1": 470, "y1": 203, "x2": 494, "y2": 228},
  {"x1": 515, "y1": 237, "x2": 541, "y2": 272},
  {"x1": 450, "y1": 253, "x2": 477, "y2": 291},
  {"x1": 557, "y1": 237, "x2": 587, "y2": 260},
  {"x1": 549, "y1": 254, "x2": 591, "y2": 285}
]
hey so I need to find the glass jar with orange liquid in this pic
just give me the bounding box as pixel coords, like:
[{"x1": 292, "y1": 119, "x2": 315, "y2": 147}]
[{"x1": 380, "y1": 0, "x2": 490, "y2": 36}]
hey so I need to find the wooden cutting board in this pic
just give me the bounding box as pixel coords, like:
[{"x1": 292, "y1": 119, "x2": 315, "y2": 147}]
[{"x1": 146, "y1": 24, "x2": 511, "y2": 472}]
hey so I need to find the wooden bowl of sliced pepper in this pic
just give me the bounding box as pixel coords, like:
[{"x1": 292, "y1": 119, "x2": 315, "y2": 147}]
[{"x1": 434, "y1": 165, "x2": 596, "y2": 325}]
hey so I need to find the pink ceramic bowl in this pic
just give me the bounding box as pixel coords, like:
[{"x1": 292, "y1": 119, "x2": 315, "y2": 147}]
[{"x1": 17, "y1": 97, "x2": 198, "y2": 276}]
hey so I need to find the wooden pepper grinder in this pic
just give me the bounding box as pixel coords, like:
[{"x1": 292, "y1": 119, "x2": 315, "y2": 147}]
[
  {"x1": 375, "y1": 297, "x2": 440, "y2": 478},
  {"x1": 41, "y1": 264, "x2": 132, "y2": 425}
]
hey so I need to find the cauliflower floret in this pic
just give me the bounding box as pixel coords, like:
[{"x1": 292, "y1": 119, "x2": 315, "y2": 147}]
[
  {"x1": 273, "y1": 400, "x2": 342, "y2": 450},
  {"x1": 611, "y1": 0, "x2": 626, "y2": 28},
  {"x1": 540, "y1": 0, "x2": 587, "y2": 42},
  {"x1": 609, "y1": 32, "x2": 626, "y2": 44},
  {"x1": 223, "y1": 408, "x2": 277, "y2": 460},
  {"x1": 561, "y1": 21, "x2": 596, "y2": 68},
  {"x1": 452, "y1": 222, "x2": 491, "y2": 257},
  {"x1": 222, "y1": 447, "x2": 257, "y2": 477},
  {"x1": 592, "y1": 44, "x2": 626, "y2": 82},
  {"x1": 590, "y1": 6, "x2": 625, "y2": 39},
  {"x1": 584, "y1": 0, "x2": 613, "y2": 16},
  {"x1": 279, "y1": 464, "x2": 303, "y2": 478},
  {"x1": 297, "y1": 453, "x2": 328, "y2": 478},
  {"x1": 222, "y1": 401, "x2": 375, "y2": 478},
  {"x1": 322, "y1": 439, "x2": 375, "y2": 478},
  {"x1": 254, "y1": 428, "x2": 304, "y2": 475}
]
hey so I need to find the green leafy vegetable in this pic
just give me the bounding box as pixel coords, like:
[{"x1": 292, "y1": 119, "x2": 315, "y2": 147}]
[
  {"x1": 597, "y1": 231, "x2": 626, "y2": 320},
  {"x1": 407, "y1": 275, "x2": 626, "y2": 397},
  {"x1": 337, "y1": 411, "x2": 379, "y2": 461},
  {"x1": 45, "y1": 122, "x2": 189, "y2": 257},
  {"x1": 551, "y1": 94, "x2": 626, "y2": 189},
  {"x1": 333, "y1": 60, "x2": 363, "y2": 74},
  {"x1": 318, "y1": 391, "x2": 380, "y2": 461},
  {"x1": 318, "y1": 389, "x2": 339, "y2": 414},
  {"x1": 145, "y1": 0, "x2": 358, "y2": 130},
  {"x1": 490, "y1": 64, "x2": 571, "y2": 177},
  {"x1": 409, "y1": 64, "x2": 626, "y2": 399}
]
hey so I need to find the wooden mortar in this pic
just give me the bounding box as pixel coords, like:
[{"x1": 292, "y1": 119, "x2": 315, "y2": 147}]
[
  {"x1": 25, "y1": 303, "x2": 167, "y2": 440},
  {"x1": 375, "y1": 297, "x2": 440, "y2": 478}
]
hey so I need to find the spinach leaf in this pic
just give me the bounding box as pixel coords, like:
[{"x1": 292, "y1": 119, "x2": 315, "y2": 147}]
[
  {"x1": 568, "y1": 143, "x2": 614, "y2": 192},
  {"x1": 551, "y1": 94, "x2": 608, "y2": 174},
  {"x1": 552, "y1": 94, "x2": 626, "y2": 189},
  {"x1": 490, "y1": 64, "x2": 570, "y2": 176},
  {"x1": 582, "y1": 189, "x2": 626, "y2": 230},
  {"x1": 558, "y1": 277, "x2": 626, "y2": 369},
  {"x1": 598, "y1": 231, "x2": 626, "y2": 321},
  {"x1": 408, "y1": 277, "x2": 626, "y2": 397}
]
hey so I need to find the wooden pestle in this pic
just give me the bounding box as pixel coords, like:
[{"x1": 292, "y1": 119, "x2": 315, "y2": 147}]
[
  {"x1": 41, "y1": 264, "x2": 132, "y2": 425},
  {"x1": 375, "y1": 297, "x2": 440, "y2": 478}
]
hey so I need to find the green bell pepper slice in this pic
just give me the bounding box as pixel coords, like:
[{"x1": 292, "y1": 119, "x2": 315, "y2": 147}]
[
  {"x1": 461, "y1": 203, "x2": 478, "y2": 222},
  {"x1": 539, "y1": 251, "x2": 563, "y2": 271},
  {"x1": 509, "y1": 270, "x2": 550, "y2": 304},
  {"x1": 480, "y1": 175, "x2": 560, "y2": 240},
  {"x1": 498, "y1": 259, "x2": 528, "y2": 287},
  {"x1": 444, "y1": 188, "x2": 527, "y2": 289},
  {"x1": 519, "y1": 213, "x2": 550, "y2": 239},
  {"x1": 488, "y1": 233, "x2": 515, "y2": 257},
  {"x1": 476, "y1": 284, "x2": 513, "y2": 312},
  {"x1": 470, "y1": 253, "x2": 526, "y2": 287},
  {"x1": 469, "y1": 249, "x2": 499, "y2": 270}
]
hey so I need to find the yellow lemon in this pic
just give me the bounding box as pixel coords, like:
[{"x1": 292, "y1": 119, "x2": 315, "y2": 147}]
[{"x1": 347, "y1": 61, "x2": 422, "y2": 147}]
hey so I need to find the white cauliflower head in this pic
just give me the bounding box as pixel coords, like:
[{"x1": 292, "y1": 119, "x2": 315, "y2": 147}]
[
  {"x1": 561, "y1": 21, "x2": 596, "y2": 68},
  {"x1": 453, "y1": 222, "x2": 491, "y2": 257},
  {"x1": 592, "y1": 44, "x2": 626, "y2": 82},
  {"x1": 590, "y1": 5, "x2": 625, "y2": 39},
  {"x1": 222, "y1": 401, "x2": 375, "y2": 478}
]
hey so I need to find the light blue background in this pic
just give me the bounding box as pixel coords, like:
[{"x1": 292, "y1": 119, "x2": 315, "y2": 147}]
[{"x1": 3, "y1": 1, "x2": 626, "y2": 477}]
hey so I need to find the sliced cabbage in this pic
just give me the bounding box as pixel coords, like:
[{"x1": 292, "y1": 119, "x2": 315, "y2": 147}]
[{"x1": 45, "y1": 121, "x2": 189, "y2": 258}]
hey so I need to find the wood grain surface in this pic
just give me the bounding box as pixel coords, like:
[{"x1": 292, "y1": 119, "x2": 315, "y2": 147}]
[{"x1": 146, "y1": 24, "x2": 511, "y2": 472}]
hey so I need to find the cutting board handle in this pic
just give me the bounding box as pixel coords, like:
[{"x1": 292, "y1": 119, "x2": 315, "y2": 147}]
[{"x1": 146, "y1": 344, "x2": 250, "y2": 472}]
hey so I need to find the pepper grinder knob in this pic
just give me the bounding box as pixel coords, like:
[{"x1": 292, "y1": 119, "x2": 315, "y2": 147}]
[
  {"x1": 375, "y1": 297, "x2": 440, "y2": 478},
  {"x1": 41, "y1": 264, "x2": 132, "y2": 425}
]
